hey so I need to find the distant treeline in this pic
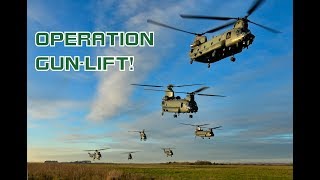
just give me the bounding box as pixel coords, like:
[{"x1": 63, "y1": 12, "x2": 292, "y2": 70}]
[
  {"x1": 44, "y1": 160, "x2": 91, "y2": 164},
  {"x1": 164, "y1": 161, "x2": 292, "y2": 166}
]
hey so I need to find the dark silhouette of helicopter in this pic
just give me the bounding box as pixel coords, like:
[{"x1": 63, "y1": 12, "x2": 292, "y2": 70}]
[
  {"x1": 83, "y1": 148, "x2": 110, "y2": 161},
  {"x1": 131, "y1": 83, "x2": 225, "y2": 118},
  {"x1": 128, "y1": 129, "x2": 148, "y2": 141},
  {"x1": 180, "y1": 122, "x2": 222, "y2": 139},
  {"x1": 121, "y1": 151, "x2": 140, "y2": 160},
  {"x1": 161, "y1": 148, "x2": 175, "y2": 157},
  {"x1": 147, "y1": 0, "x2": 281, "y2": 68}
]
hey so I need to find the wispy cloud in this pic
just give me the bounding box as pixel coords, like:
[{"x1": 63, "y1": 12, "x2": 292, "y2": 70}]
[
  {"x1": 28, "y1": 98, "x2": 87, "y2": 120},
  {"x1": 27, "y1": 0, "x2": 58, "y2": 27},
  {"x1": 86, "y1": 1, "x2": 199, "y2": 122}
]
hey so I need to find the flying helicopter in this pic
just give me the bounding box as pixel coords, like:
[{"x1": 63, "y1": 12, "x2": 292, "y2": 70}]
[
  {"x1": 131, "y1": 83, "x2": 225, "y2": 118},
  {"x1": 147, "y1": 0, "x2": 281, "y2": 68},
  {"x1": 128, "y1": 129, "x2": 148, "y2": 141},
  {"x1": 180, "y1": 122, "x2": 222, "y2": 139},
  {"x1": 121, "y1": 151, "x2": 140, "y2": 160},
  {"x1": 161, "y1": 148, "x2": 175, "y2": 157},
  {"x1": 83, "y1": 148, "x2": 110, "y2": 161}
]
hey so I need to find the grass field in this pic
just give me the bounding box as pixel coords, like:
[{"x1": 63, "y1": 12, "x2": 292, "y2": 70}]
[{"x1": 27, "y1": 162, "x2": 292, "y2": 180}]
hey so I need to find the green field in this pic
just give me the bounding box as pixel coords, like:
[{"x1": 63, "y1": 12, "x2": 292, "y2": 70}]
[{"x1": 28, "y1": 162, "x2": 292, "y2": 180}]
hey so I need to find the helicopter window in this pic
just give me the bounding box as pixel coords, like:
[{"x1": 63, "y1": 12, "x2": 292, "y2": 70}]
[
  {"x1": 236, "y1": 30, "x2": 240, "y2": 35},
  {"x1": 226, "y1": 32, "x2": 231, "y2": 39},
  {"x1": 181, "y1": 103, "x2": 183, "y2": 108},
  {"x1": 190, "y1": 49, "x2": 194, "y2": 53},
  {"x1": 211, "y1": 42, "x2": 213, "y2": 45}
]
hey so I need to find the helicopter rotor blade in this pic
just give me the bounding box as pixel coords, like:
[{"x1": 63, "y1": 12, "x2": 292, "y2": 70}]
[
  {"x1": 179, "y1": 122, "x2": 195, "y2": 126},
  {"x1": 143, "y1": 88, "x2": 171, "y2": 92},
  {"x1": 197, "y1": 93, "x2": 226, "y2": 97},
  {"x1": 147, "y1": 19, "x2": 201, "y2": 36},
  {"x1": 122, "y1": 151, "x2": 139, "y2": 154},
  {"x1": 247, "y1": 20, "x2": 281, "y2": 33},
  {"x1": 175, "y1": 87, "x2": 210, "y2": 95},
  {"x1": 204, "y1": 20, "x2": 237, "y2": 34},
  {"x1": 174, "y1": 91, "x2": 190, "y2": 94},
  {"x1": 180, "y1": 123, "x2": 209, "y2": 127},
  {"x1": 246, "y1": 0, "x2": 266, "y2": 17},
  {"x1": 130, "y1": 151, "x2": 140, "y2": 153},
  {"x1": 131, "y1": 83, "x2": 163, "y2": 88},
  {"x1": 173, "y1": 84, "x2": 205, "y2": 87},
  {"x1": 97, "y1": 148, "x2": 110, "y2": 151},
  {"x1": 180, "y1": 14, "x2": 237, "y2": 21},
  {"x1": 193, "y1": 86, "x2": 210, "y2": 94},
  {"x1": 210, "y1": 126, "x2": 222, "y2": 130}
]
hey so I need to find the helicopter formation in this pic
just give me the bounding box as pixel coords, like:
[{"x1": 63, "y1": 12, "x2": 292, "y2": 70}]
[
  {"x1": 147, "y1": 0, "x2": 280, "y2": 68},
  {"x1": 79, "y1": 0, "x2": 281, "y2": 162}
]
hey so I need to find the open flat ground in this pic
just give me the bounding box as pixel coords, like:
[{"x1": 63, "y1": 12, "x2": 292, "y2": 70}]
[{"x1": 27, "y1": 162, "x2": 292, "y2": 180}]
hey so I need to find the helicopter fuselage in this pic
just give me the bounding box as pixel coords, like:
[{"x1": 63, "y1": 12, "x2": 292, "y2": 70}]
[
  {"x1": 190, "y1": 20, "x2": 255, "y2": 65},
  {"x1": 128, "y1": 153, "x2": 133, "y2": 160},
  {"x1": 140, "y1": 132, "x2": 147, "y2": 140},
  {"x1": 88, "y1": 151, "x2": 102, "y2": 160},
  {"x1": 195, "y1": 129, "x2": 214, "y2": 138},
  {"x1": 164, "y1": 150, "x2": 173, "y2": 157},
  {"x1": 161, "y1": 97, "x2": 198, "y2": 114}
]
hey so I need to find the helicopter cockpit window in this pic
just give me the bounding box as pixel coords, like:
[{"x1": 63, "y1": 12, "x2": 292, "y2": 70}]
[{"x1": 226, "y1": 32, "x2": 231, "y2": 39}]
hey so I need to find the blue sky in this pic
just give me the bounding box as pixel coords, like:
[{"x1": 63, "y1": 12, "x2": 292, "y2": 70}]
[{"x1": 27, "y1": 0, "x2": 292, "y2": 163}]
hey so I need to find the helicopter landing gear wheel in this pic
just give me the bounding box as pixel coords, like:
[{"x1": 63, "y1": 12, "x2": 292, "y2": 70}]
[
  {"x1": 189, "y1": 114, "x2": 193, "y2": 118},
  {"x1": 173, "y1": 114, "x2": 178, "y2": 118},
  {"x1": 230, "y1": 56, "x2": 236, "y2": 62},
  {"x1": 190, "y1": 59, "x2": 193, "y2": 64},
  {"x1": 161, "y1": 112, "x2": 164, "y2": 116},
  {"x1": 208, "y1": 63, "x2": 211, "y2": 68}
]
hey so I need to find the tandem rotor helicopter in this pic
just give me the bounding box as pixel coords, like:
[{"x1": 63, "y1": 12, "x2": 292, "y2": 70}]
[
  {"x1": 83, "y1": 148, "x2": 110, "y2": 161},
  {"x1": 131, "y1": 83, "x2": 225, "y2": 118},
  {"x1": 180, "y1": 123, "x2": 222, "y2": 139},
  {"x1": 121, "y1": 151, "x2": 140, "y2": 160},
  {"x1": 147, "y1": 0, "x2": 281, "y2": 68},
  {"x1": 161, "y1": 148, "x2": 175, "y2": 157},
  {"x1": 128, "y1": 129, "x2": 148, "y2": 141}
]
